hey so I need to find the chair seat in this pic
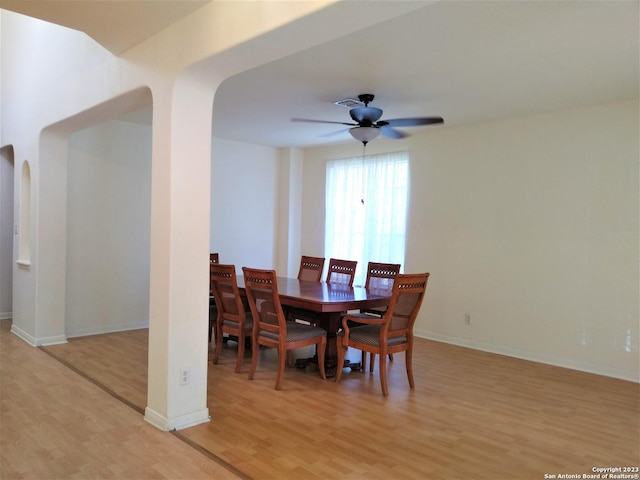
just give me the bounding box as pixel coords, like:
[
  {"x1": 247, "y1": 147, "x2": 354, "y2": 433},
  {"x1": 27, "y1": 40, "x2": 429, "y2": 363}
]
[
  {"x1": 260, "y1": 321, "x2": 326, "y2": 342},
  {"x1": 344, "y1": 312, "x2": 394, "y2": 372},
  {"x1": 338, "y1": 324, "x2": 407, "y2": 347},
  {"x1": 344, "y1": 312, "x2": 379, "y2": 328},
  {"x1": 223, "y1": 312, "x2": 253, "y2": 331}
]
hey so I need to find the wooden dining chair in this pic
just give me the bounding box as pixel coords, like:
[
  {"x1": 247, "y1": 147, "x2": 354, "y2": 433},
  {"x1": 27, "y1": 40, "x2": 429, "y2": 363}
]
[
  {"x1": 210, "y1": 264, "x2": 253, "y2": 373},
  {"x1": 297, "y1": 255, "x2": 325, "y2": 282},
  {"x1": 208, "y1": 253, "x2": 220, "y2": 343},
  {"x1": 355, "y1": 262, "x2": 402, "y2": 371},
  {"x1": 336, "y1": 272, "x2": 430, "y2": 396},
  {"x1": 326, "y1": 258, "x2": 357, "y2": 286},
  {"x1": 242, "y1": 267, "x2": 327, "y2": 390},
  {"x1": 286, "y1": 255, "x2": 326, "y2": 326}
]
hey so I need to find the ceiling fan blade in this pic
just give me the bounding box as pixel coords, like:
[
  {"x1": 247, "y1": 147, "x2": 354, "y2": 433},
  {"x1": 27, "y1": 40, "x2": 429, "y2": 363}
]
[
  {"x1": 319, "y1": 128, "x2": 350, "y2": 138},
  {"x1": 291, "y1": 118, "x2": 356, "y2": 126},
  {"x1": 384, "y1": 117, "x2": 444, "y2": 127},
  {"x1": 350, "y1": 107, "x2": 383, "y2": 124},
  {"x1": 380, "y1": 125, "x2": 408, "y2": 139}
]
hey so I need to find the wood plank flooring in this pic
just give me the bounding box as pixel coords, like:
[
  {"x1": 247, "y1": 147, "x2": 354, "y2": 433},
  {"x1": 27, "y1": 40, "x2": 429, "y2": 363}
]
[
  {"x1": 9, "y1": 322, "x2": 640, "y2": 479},
  {"x1": 0, "y1": 320, "x2": 242, "y2": 480}
]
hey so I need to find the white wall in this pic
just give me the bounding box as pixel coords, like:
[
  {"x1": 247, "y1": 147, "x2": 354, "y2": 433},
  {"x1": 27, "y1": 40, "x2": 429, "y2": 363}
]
[
  {"x1": 210, "y1": 137, "x2": 279, "y2": 270},
  {"x1": 276, "y1": 147, "x2": 305, "y2": 278},
  {"x1": 66, "y1": 120, "x2": 151, "y2": 336},
  {"x1": 61, "y1": 132, "x2": 279, "y2": 338},
  {"x1": 302, "y1": 100, "x2": 639, "y2": 382}
]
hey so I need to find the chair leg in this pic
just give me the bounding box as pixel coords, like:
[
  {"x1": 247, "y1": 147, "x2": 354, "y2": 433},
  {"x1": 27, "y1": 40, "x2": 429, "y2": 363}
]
[
  {"x1": 317, "y1": 337, "x2": 326, "y2": 380},
  {"x1": 335, "y1": 336, "x2": 345, "y2": 382},
  {"x1": 248, "y1": 336, "x2": 259, "y2": 381},
  {"x1": 213, "y1": 323, "x2": 223, "y2": 365},
  {"x1": 389, "y1": 353, "x2": 394, "y2": 362},
  {"x1": 209, "y1": 306, "x2": 217, "y2": 343},
  {"x1": 235, "y1": 333, "x2": 245, "y2": 373},
  {"x1": 275, "y1": 346, "x2": 286, "y2": 390},
  {"x1": 406, "y1": 346, "x2": 415, "y2": 389},
  {"x1": 361, "y1": 350, "x2": 367, "y2": 372},
  {"x1": 379, "y1": 350, "x2": 389, "y2": 396},
  {"x1": 369, "y1": 353, "x2": 375, "y2": 373}
]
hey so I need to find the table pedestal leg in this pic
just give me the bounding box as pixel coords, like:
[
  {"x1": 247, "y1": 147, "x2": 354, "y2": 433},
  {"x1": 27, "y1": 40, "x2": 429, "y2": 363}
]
[{"x1": 293, "y1": 311, "x2": 362, "y2": 377}]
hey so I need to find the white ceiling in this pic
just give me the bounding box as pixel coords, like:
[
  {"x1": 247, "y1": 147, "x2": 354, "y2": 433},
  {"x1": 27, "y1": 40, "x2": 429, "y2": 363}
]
[
  {"x1": 0, "y1": 0, "x2": 209, "y2": 54},
  {"x1": 2, "y1": 1, "x2": 638, "y2": 149}
]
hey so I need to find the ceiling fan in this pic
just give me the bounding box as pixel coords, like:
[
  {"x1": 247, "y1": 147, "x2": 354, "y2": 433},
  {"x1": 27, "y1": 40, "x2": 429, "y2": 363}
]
[{"x1": 293, "y1": 93, "x2": 444, "y2": 145}]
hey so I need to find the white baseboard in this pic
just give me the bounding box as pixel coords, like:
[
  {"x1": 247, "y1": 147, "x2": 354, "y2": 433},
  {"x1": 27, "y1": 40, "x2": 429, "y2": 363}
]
[
  {"x1": 10, "y1": 321, "x2": 148, "y2": 346},
  {"x1": 144, "y1": 407, "x2": 169, "y2": 431},
  {"x1": 38, "y1": 335, "x2": 68, "y2": 346},
  {"x1": 9, "y1": 323, "x2": 68, "y2": 346},
  {"x1": 10, "y1": 323, "x2": 36, "y2": 346},
  {"x1": 0, "y1": 311, "x2": 12, "y2": 320},
  {"x1": 144, "y1": 406, "x2": 210, "y2": 431},
  {"x1": 415, "y1": 330, "x2": 639, "y2": 384},
  {"x1": 66, "y1": 321, "x2": 149, "y2": 339}
]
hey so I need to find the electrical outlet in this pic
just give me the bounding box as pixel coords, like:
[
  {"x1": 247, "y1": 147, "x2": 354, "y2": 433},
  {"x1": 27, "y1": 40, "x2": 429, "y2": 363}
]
[
  {"x1": 465, "y1": 313, "x2": 471, "y2": 325},
  {"x1": 180, "y1": 368, "x2": 190, "y2": 386}
]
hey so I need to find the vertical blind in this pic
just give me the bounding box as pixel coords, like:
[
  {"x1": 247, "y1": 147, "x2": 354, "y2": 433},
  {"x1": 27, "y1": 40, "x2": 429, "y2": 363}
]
[{"x1": 325, "y1": 150, "x2": 408, "y2": 286}]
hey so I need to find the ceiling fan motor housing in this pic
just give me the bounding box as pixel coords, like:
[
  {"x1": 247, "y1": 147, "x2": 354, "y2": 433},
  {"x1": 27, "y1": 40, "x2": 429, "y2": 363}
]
[{"x1": 350, "y1": 106, "x2": 383, "y2": 125}]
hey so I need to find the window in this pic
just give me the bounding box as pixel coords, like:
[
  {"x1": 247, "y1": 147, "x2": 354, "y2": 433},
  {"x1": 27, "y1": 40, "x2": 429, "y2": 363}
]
[{"x1": 325, "y1": 150, "x2": 408, "y2": 286}]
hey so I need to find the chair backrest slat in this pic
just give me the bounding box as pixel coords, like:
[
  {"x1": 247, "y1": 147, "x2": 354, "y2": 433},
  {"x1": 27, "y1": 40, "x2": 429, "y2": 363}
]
[
  {"x1": 298, "y1": 255, "x2": 325, "y2": 282},
  {"x1": 365, "y1": 261, "x2": 401, "y2": 290},
  {"x1": 326, "y1": 258, "x2": 357, "y2": 287}
]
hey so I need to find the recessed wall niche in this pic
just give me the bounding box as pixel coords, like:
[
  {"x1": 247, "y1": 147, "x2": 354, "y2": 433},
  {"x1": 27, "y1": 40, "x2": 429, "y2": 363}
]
[{"x1": 17, "y1": 160, "x2": 31, "y2": 267}]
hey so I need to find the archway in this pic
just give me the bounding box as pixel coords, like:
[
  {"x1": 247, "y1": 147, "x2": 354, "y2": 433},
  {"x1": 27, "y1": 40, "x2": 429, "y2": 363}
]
[{"x1": 0, "y1": 146, "x2": 15, "y2": 319}]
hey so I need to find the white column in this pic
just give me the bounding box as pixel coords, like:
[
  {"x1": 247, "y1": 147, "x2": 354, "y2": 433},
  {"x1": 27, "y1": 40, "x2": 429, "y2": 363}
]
[
  {"x1": 276, "y1": 147, "x2": 304, "y2": 277},
  {"x1": 30, "y1": 131, "x2": 68, "y2": 346},
  {"x1": 144, "y1": 76, "x2": 214, "y2": 430}
]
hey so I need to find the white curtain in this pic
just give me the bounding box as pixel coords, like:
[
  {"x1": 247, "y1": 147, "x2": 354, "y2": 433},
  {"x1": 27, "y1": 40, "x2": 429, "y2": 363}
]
[{"x1": 325, "y1": 150, "x2": 408, "y2": 286}]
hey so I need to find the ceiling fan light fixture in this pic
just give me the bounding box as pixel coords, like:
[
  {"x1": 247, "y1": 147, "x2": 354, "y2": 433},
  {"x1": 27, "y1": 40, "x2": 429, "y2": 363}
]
[{"x1": 350, "y1": 126, "x2": 380, "y2": 145}]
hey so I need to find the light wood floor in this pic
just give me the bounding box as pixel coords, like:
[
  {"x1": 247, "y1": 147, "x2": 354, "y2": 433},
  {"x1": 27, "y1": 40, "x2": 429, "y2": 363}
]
[
  {"x1": 5, "y1": 320, "x2": 639, "y2": 480},
  {"x1": 0, "y1": 320, "x2": 242, "y2": 480}
]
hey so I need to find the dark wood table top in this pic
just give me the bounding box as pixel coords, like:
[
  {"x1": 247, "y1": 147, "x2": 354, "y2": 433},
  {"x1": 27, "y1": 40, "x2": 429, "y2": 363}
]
[{"x1": 236, "y1": 275, "x2": 391, "y2": 313}]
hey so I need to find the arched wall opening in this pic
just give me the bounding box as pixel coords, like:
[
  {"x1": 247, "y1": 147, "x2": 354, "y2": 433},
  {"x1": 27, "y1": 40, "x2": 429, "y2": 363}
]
[
  {"x1": 36, "y1": 87, "x2": 153, "y2": 344},
  {"x1": 0, "y1": 146, "x2": 15, "y2": 319}
]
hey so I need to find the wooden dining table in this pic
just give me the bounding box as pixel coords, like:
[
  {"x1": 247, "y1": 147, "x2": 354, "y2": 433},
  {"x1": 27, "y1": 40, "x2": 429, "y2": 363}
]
[{"x1": 236, "y1": 275, "x2": 392, "y2": 376}]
